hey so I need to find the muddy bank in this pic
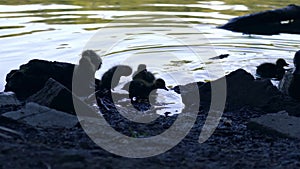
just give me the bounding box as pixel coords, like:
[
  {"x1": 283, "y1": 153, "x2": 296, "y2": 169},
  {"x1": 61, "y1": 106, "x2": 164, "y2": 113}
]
[{"x1": 1, "y1": 59, "x2": 300, "y2": 168}]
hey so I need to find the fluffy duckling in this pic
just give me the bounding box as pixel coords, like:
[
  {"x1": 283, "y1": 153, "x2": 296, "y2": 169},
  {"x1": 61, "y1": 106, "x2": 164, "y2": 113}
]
[
  {"x1": 132, "y1": 64, "x2": 155, "y2": 83},
  {"x1": 256, "y1": 58, "x2": 289, "y2": 80},
  {"x1": 129, "y1": 78, "x2": 168, "y2": 102},
  {"x1": 73, "y1": 50, "x2": 102, "y2": 97},
  {"x1": 100, "y1": 65, "x2": 132, "y2": 90},
  {"x1": 122, "y1": 64, "x2": 155, "y2": 91},
  {"x1": 288, "y1": 51, "x2": 300, "y2": 100},
  {"x1": 279, "y1": 51, "x2": 300, "y2": 99}
]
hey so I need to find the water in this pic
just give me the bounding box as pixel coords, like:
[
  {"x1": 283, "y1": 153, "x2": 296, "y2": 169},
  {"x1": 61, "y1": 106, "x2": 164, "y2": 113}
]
[{"x1": 1, "y1": 0, "x2": 300, "y2": 93}]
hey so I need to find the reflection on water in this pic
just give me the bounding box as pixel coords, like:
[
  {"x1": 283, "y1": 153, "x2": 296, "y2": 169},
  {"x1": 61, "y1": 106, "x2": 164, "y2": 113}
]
[{"x1": 1, "y1": 0, "x2": 300, "y2": 94}]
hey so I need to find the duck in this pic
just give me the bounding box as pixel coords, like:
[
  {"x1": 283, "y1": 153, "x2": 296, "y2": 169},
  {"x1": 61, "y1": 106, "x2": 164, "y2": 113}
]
[
  {"x1": 100, "y1": 65, "x2": 132, "y2": 90},
  {"x1": 73, "y1": 50, "x2": 102, "y2": 97},
  {"x1": 278, "y1": 50, "x2": 300, "y2": 100},
  {"x1": 132, "y1": 64, "x2": 155, "y2": 83},
  {"x1": 288, "y1": 51, "x2": 300, "y2": 100},
  {"x1": 256, "y1": 58, "x2": 289, "y2": 80},
  {"x1": 122, "y1": 64, "x2": 156, "y2": 91},
  {"x1": 129, "y1": 78, "x2": 168, "y2": 102}
]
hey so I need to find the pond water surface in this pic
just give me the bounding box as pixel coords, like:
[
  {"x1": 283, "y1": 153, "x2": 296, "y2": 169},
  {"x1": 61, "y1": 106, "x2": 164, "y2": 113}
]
[{"x1": 1, "y1": 0, "x2": 300, "y2": 93}]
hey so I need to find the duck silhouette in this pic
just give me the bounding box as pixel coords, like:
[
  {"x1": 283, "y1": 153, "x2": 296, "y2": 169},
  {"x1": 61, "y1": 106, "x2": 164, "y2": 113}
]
[
  {"x1": 132, "y1": 64, "x2": 155, "y2": 83},
  {"x1": 288, "y1": 51, "x2": 300, "y2": 100},
  {"x1": 73, "y1": 50, "x2": 102, "y2": 97},
  {"x1": 100, "y1": 65, "x2": 132, "y2": 90},
  {"x1": 256, "y1": 58, "x2": 289, "y2": 80},
  {"x1": 129, "y1": 78, "x2": 168, "y2": 102},
  {"x1": 122, "y1": 64, "x2": 156, "y2": 91}
]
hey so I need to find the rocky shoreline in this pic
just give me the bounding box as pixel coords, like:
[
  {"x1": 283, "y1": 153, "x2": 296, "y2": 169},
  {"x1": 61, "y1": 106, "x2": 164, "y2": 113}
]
[{"x1": 1, "y1": 59, "x2": 300, "y2": 168}]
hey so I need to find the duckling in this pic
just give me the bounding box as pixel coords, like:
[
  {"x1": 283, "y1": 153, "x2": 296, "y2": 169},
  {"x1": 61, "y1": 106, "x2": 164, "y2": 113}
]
[
  {"x1": 122, "y1": 64, "x2": 155, "y2": 91},
  {"x1": 129, "y1": 78, "x2": 168, "y2": 102},
  {"x1": 100, "y1": 65, "x2": 132, "y2": 90},
  {"x1": 132, "y1": 64, "x2": 155, "y2": 83},
  {"x1": 288, "y1": 51, "x2": 300, "y2": 100},
  {"x1": 256, "y1": 58, "x2": 289, "y2": 80},
  {"x1": 73, "y1": 50, "x2": 102, "y2": 97},
  {"x1": 279, "y1": 51, "x2": 300, "y2": 98}
]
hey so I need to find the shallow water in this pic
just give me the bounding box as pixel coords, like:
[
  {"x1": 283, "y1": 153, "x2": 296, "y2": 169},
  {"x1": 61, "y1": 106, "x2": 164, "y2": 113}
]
[{"x1": 1, "y1": 0, "x2": 300, "y2": 93}]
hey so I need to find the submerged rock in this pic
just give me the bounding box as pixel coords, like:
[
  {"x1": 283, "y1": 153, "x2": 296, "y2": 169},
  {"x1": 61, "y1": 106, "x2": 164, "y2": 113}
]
[{"x1": 218, "y1": 4, "x2": 300, "y2": 35}]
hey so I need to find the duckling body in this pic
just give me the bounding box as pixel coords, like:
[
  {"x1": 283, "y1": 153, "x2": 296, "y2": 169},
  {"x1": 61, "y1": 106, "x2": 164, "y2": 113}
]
[
  {"x1": 288, "y1": 51, "x2": 300, "y2": 100},
  {"x1": 279, "y1": 50, "x2": 300, "y2": 100},
  {"x1": 122, "y1": 64, "x2": 155, "y2": 91},
  {"x1": 289, "y1": 74, "x2": 300, "y2": 100},
  {"x1": 101, "y1": 65, "x2": 132, "y2": 90},
  {"x1": 129, "y1": 78, "x2": 168, "y2": 102},
  {"x1": 256, "y1": 58, "x2": 288, "y2": 80},
  {"x1": 132, "y1": 64, "x2": 155, "y2": 83},
  {"x1": 73, "y1": 50, "x2": 102, "y2": 97}
]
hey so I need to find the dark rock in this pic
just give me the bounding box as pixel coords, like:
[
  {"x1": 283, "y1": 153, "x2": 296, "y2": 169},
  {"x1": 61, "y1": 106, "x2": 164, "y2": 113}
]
[
  {"x1": 2, "y1": 102, "x2": 78, "y2": 128},
  {"x1": 248, "y1": 111, "x2": 300, "y2": 139},
  {"x1": 218, "y1": 4, "x2": 300, "y2": 35},
  {"x1": 26, "y1": 78, "x2": 75, "y2": 114},
  {"x1": 5, "y1": 59, "x2": 75, "y2": 100},
  {"x1": 27, "y1": 78, "x2": 96, "y2": 115},
  {"x1": 196, "y1": 69, "x2": 282, "y2": 111},
  {"x1": 0, "y1": 92, "x2": 22, "y2": 114}
]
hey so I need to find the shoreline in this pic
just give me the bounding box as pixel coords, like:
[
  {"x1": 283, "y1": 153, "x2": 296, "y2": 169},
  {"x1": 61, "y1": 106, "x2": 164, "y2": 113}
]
[{"x1": 1, "y1": 59, "x2": 300, "y2": 168}]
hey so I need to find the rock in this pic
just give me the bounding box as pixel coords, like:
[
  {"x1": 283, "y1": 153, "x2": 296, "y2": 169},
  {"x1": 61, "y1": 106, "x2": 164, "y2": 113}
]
[
  {"x1": 26, "y1": 78, "x2": 99, "y2": 116},
  {"x1": 4, "y1": 59, "x2": 75, "y2": 100},
  {"x1": 2, "y1": 102, "x2": 78, "y2": 128},
  {"x1": 218, "y1": 4, "x2": 300, "y2": 35},
  {"x1": 248, "y1": 111, "x2": 300, "y2": 139},
  {"x1": 0, "y1": 92, "x2": 22, "y2": 114},
  {"x1": 26, "y1": 78, "x2": 75, "y2": 114},
  {"x1": 197, "y1": 69, "x2": 282, "y2": 111},
  {"x1": 0, "y1": 125, "x2": 23, "y2": 140}
]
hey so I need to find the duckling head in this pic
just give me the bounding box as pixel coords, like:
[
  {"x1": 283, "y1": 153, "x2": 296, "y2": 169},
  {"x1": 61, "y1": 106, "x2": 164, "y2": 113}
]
[
  {"x1": 276, "y1": 58, "x2": 289, "y2": 67},
  {"x1": 154, "y1": 78, "x2": 168, "y2": 91},
  {"x1": 81, "y1": 50, "x2": 102, "y2": 71},
  {"x1": 137, "y1": 64, "x2": 147, "y2": 71}
]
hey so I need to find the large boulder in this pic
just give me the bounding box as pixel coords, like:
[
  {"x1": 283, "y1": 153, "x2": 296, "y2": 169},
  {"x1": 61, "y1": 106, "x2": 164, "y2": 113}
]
[
  {"x1": 5, "y1": 59, "x2": 75, "y2": 100},
  {"x1": 176, "y1": 69, "x2": 300, "y2": 114},
  {"x1": 26, "y1": 78, "x2": 99, "y2": 116}
]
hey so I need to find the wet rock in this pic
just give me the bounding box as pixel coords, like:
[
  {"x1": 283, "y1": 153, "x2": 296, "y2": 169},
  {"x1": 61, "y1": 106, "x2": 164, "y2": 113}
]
[
  {"x1": 26, "y1": 78, "x2": 98, "y2": 116},
  {"x1": 2, "y1": 102, "x2": 78, "y2": 128},
  {"x1": 4, "y1": 59, "x2": 75, "y2": 100},
  {"x1": 197, "y1": 69, "x2": 282, "y2": 111},
  {"x1": 218, "y1": 4, "x2": 300, "y2": 35},
  {"x1": 0, "y1": 92, "x2": 22, "y2": 114},
  {"x1": 26, "y1": 78, "x2": 76, "y2": 114},
  {"x1": 248, "y1": 111, "x2": 300, "y2": 139}
]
